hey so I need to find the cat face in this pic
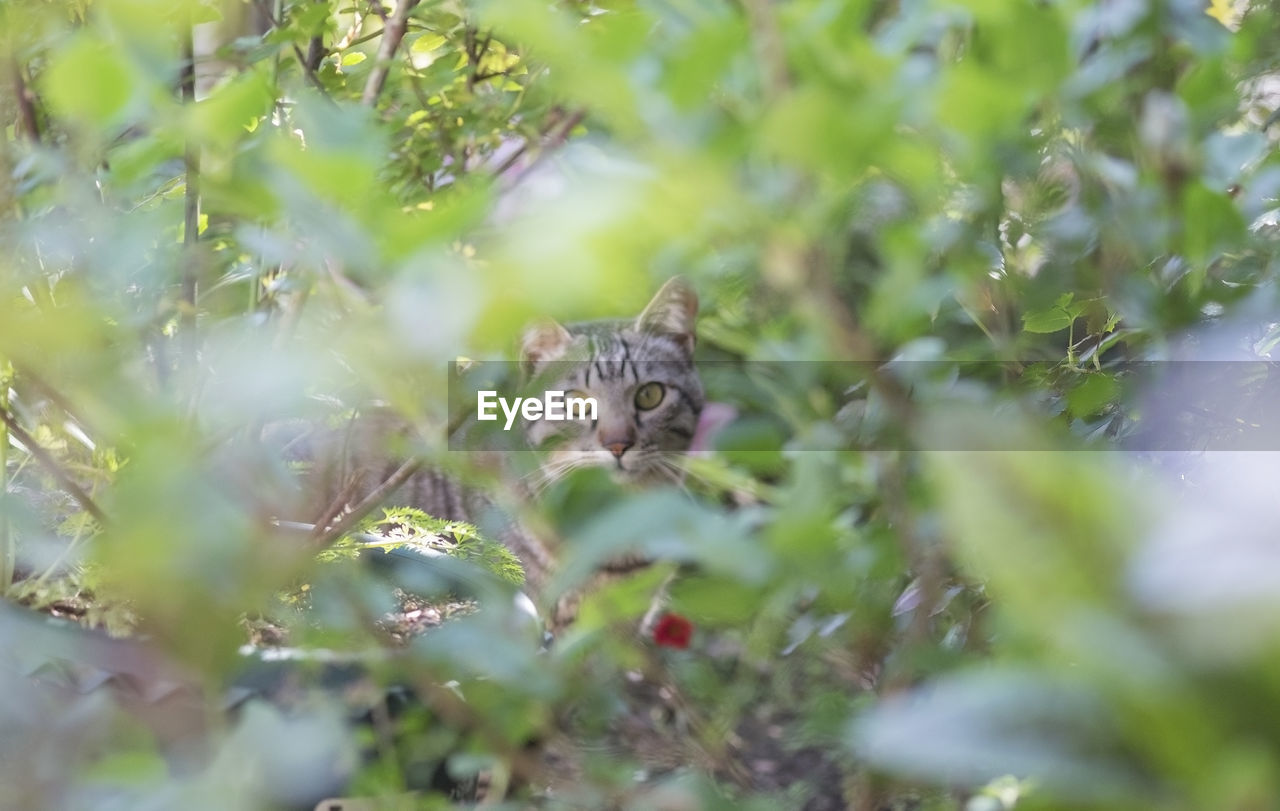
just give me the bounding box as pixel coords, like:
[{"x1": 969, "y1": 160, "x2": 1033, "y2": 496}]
[{"x1": 521, "y1": 278, "x2": 704, "y2": 487}]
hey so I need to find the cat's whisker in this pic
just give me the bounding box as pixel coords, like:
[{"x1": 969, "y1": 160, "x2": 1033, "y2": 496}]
[
  {"x1": 639, "y1": 454, "x2": 694, "y2": 491},
  {"x1": 659, "y1": 455, "x2": 716, "y2": 490},
  {"x1": 525, "y1": 454, "x2": 592, "y2": 495},
  {"x1": 526, "y1": 466, "x2": 565, "y2": 496}
]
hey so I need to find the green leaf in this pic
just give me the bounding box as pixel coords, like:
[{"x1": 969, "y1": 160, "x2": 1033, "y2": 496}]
[
  {"x1": 42, "y1": 33, "x2": 138, "y2": 129},
  {"x1": 411, "y1": 33, "x2": 447, "y2": 54},
  {"x1": 1022, "y1": 293, "x2": 1083, "y2": 334},
  {"x1": 1182, "y1": 182, "x2": 1246, "y2": 272},
  {"x1": 82, "y1": 748, "x2": 169, "y2": 784},
  {"x1": 1021, "y1": 308, "x2": 1074, "y2": 334},
  {"x1": 1066, "y1": 373, "x2": 1119, "y2": 418},
  {"x1": 850, "y1": 668, "x2": 1141, "y2": 798},
  {"x1": 922, "y1": 413, "x2": 1140, "y2": 637}
]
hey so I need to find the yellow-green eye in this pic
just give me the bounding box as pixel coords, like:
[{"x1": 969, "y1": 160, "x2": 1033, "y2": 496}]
[
  {"x1": 634, "y1": 382, "x2": 665, "y2": 410},
  {"x1": 565, "y1": 390, "x2": 592, "y2": 417}
]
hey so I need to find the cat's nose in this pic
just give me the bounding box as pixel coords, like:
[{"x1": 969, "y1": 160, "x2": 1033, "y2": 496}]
[{"x1": 604, "y1": 440, "x2": 632, "y2": 458}]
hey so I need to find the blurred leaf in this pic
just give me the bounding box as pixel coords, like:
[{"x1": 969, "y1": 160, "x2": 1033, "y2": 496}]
[
  {"x1": 851, "y1": 668, "x2": 1141, "y2": 800},
  {"x1": 922, "y1": 413, "x2": 1140, "y2": 638},
  {"x1": 42, "y1": 33, "x2": 140, "y2": 130},
  {"x1": 188, "y1": 69, "x2": 274, "y2": 148}
]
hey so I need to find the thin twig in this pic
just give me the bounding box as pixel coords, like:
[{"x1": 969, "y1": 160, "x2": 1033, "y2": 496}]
[
  {"x1": 179, "y1": 19, "x2": 201, "y2": 370},
  {"x1": 9, "y1": 59, "x2": 40, "y2": 142},
  {"x1": 464, "y1": 28, "x2": 494, "y2": 91},
  {"x1": 362, "y1": 0, "x2": 421, "y2": 107},
  {"x1": 313, "y1": 457, "x2": 425, "y2": 547},
  {"x1": 401, "y1": 45, "x2": 434, "y2": 112},
  {"x1": 0, "y1": 406, "x2": 107, "y2": 525},
  {"x1": 290, "y1": 43, "x2": 334, "y2": 97},
  {"x1": 0, "y1": 378, "x2": 11, "y2": 592},
  {"x1": 309, "y1": 475, "x2": 360, "y2": 541},
  {"x1": 339, "y1": 25, "x2": 384, "y2": 51},
  {"x1": 490, "y1": 108, "x2": 586, "y2": 180},
  {"x1": 10, "y1": 365, "x2": 98, "y2": 440}
]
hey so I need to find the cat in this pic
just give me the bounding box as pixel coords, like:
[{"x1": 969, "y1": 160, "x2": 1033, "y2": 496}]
[{"x1": 281, "y1": 277, "x2": 704, "y2": 619}]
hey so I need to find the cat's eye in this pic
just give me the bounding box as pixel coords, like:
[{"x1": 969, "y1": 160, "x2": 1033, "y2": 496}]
[
  {"x1": 565, "y1": 390, "x2": 592, "y2": 415},
  {"x1": 634, "y1": 382, "x2": 665, "y2": 410}
]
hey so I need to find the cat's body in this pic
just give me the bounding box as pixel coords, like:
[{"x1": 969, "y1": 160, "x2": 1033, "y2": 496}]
[
  {"x1": 271, "y1": 408, "x2": 559, "y2": 589},
  {"x1": 278, "y1": 278, "x2": 703, "y2": 613}
]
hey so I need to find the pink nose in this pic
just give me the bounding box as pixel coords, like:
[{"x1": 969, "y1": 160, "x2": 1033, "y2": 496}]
[{"x1": 604, "y1": 441, "x2": 632, "y2": 458}]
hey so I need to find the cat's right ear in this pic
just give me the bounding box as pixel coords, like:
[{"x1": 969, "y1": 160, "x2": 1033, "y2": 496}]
[
  {"x1": 521, "y1": 319, "x2": 574, "y2": 374},
  {"x1": 636, "y1": 276, "x2": 698, "y2": 353}
]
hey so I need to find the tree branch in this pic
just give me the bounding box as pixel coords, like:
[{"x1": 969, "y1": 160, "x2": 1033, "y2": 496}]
[
  {"x1": 0, "y1": 406, "x2": 107, "y2": 525},
  {"x1": 362, "y1": 0, "x2": 421, "y2": 107},
  {"x1": 305, "y1": 32, "x2": 325, "y2": 72},
  {"x1": 291, "y1": 43, "x2": 334, "y2": 96}
]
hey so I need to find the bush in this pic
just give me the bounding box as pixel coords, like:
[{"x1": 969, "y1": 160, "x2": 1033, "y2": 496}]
[{"x1": 2, "y1": 0, "x2": 1280, "y2": 808}]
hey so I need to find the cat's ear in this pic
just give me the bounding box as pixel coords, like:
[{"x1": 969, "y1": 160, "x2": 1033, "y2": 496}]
[
  {"x1": 521, "y1": 319, "x2": 574, "y2": 373},
  {"x1": 636, "y1": 277, "x2": 698, "y2": 352}
]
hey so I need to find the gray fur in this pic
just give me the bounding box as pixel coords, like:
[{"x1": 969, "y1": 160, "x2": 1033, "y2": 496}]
[{"x1": 523, "y1": 322, "x2": 704, "y2": 488}]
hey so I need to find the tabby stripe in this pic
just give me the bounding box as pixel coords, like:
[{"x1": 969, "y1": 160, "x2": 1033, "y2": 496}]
[
  {"x1": 445, "y1": 472, "x2": 462, "y2": 520},
  {"x1": 667, "y1": 383, "x2": 700, "y2": 411},
  {"x1": 620, "y1": 339, "x2": 636, "y2": 383}
]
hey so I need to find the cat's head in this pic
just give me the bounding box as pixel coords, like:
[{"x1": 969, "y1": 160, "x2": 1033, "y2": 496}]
[{"x1": 520, "y1": 278, "x2": 704, "y2": 486}]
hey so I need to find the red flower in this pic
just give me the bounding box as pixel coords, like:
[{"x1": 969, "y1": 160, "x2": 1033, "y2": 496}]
[{"x1": 652, "y1": 613, "x2": 694, "y2": 649}]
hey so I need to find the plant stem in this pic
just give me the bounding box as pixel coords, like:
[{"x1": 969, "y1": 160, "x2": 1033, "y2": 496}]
[
  {"x1": 179, "y1": 16, "x2": 201, "y2": 373},
  {"x1": 0, "y1": 365, "x2": 12, "y2": 594}
]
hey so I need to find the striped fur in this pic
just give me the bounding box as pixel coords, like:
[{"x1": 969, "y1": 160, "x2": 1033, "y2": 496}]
[{"x1": 523, "y1": 316, "x2": 704, "y2": 489}]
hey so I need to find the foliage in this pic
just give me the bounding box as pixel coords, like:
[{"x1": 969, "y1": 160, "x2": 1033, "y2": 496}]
[
  {"x1": 1, "y1": 0, "x2": 1280, "y2": 808},
  {"x1": 329, "y1": 505, "x2": 526, "y2": 587}
]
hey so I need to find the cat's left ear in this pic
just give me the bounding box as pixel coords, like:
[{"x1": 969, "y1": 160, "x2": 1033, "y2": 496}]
[
  {"x1": 636, "y1": 277, "x2": 698, "y2": 353},
  {"x1": 521, "y1": 319, "x2": 574, "y2": 374}
]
